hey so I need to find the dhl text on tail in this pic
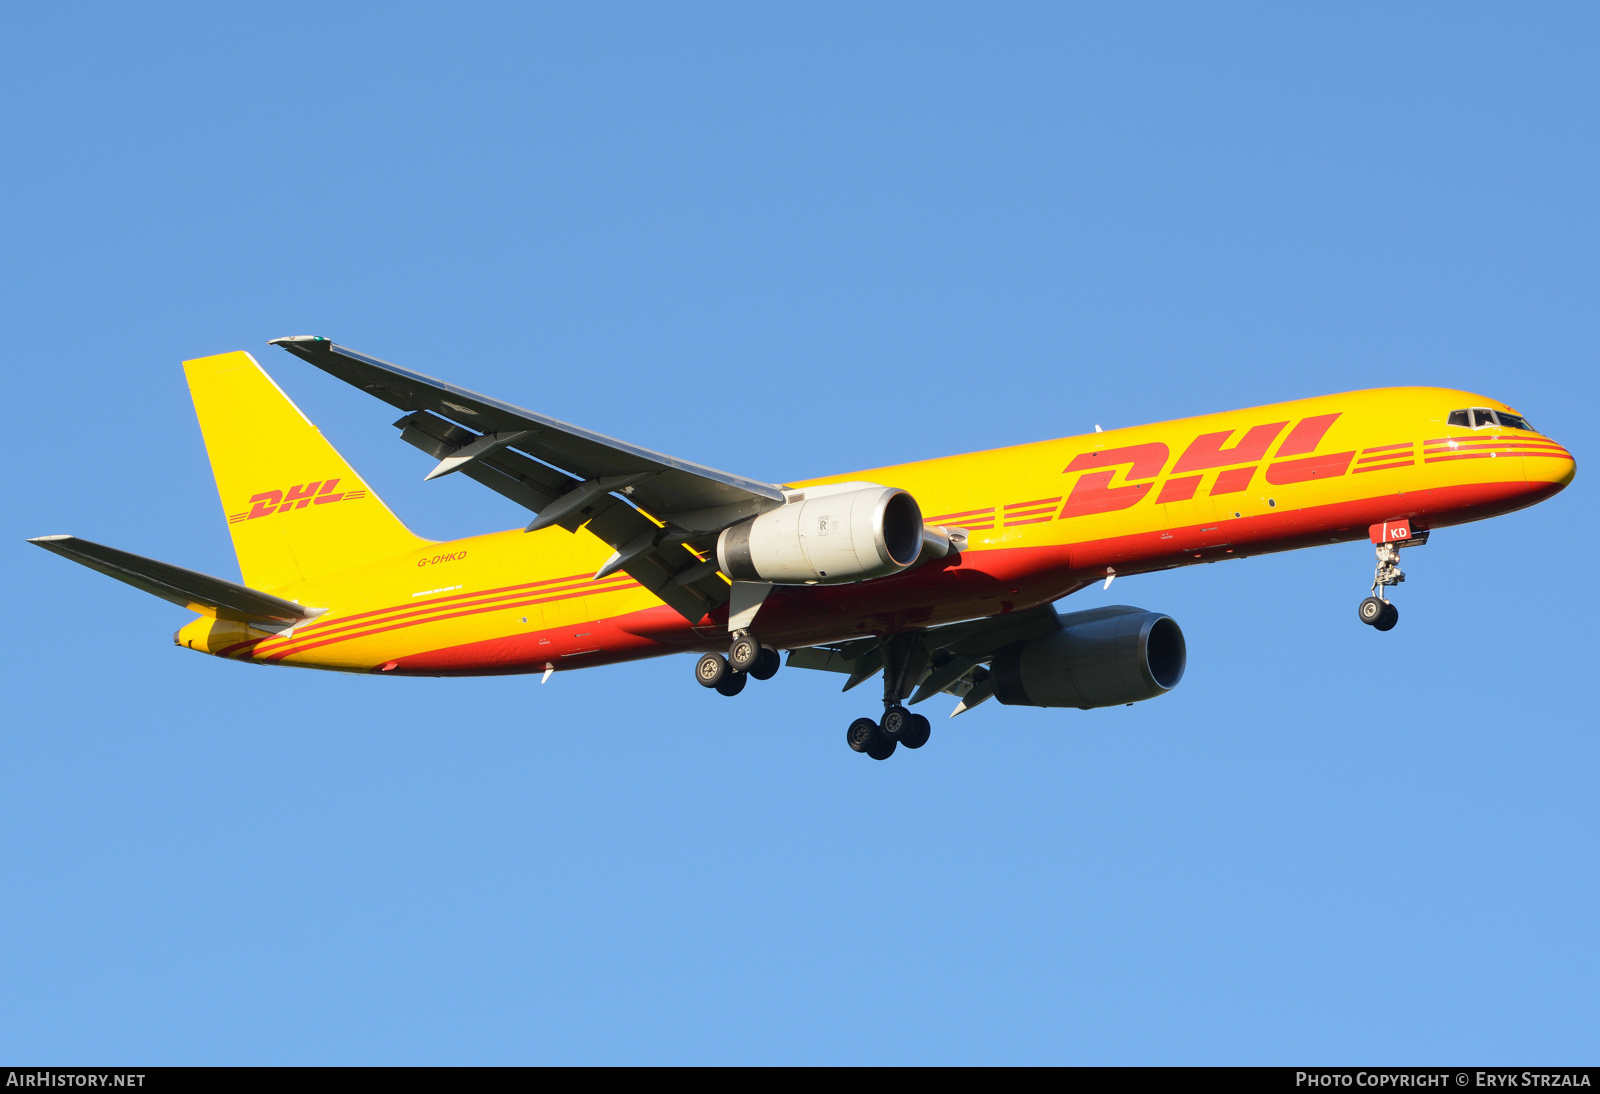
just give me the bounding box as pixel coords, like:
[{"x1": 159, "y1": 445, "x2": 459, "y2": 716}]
[{"x1": 31, "y1": 338, "x2": 1575, "y2": 760}]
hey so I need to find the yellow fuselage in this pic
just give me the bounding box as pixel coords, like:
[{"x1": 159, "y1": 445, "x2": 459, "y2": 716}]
[{"x1": 176, "y1": 385, "x2": 1575, "y2": 676}]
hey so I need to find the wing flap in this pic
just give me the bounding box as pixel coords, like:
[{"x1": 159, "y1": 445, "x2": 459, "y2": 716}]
[
  {"x1": 396, "y1": 410, "x2": 576, "y2": 520},
  {"x1": 577, "y1": 496, "x2": 728, "y2": 621},
  {"x1": 393, "y1": 410, "x2": 729, "y2": 621}
]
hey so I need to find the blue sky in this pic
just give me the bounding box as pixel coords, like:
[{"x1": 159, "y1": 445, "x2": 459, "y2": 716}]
[{"x1": 2, "y1": 2, "x2": 1596, "y2": 1064}]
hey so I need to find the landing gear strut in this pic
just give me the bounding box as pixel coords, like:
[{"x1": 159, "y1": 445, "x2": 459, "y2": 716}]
[
  {"x1": 1358, "y1": 522, "x2": 1427, "y2": 632},
  {"x1": 843, "y1": 634, "x2": 932, "y2": 760},
  {"x1": 1359, "y1": 541, "x2": 1403, "y2": 631}
]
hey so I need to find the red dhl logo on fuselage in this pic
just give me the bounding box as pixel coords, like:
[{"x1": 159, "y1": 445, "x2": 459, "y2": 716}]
[
  {"x1": 1057, "y1": 412, "x2": 1349, "y2": 518},
  {"x1": 226, "y1": 479, "x2": 368, "y2": 523},
  {"x1": 925, "y1": 414, "x2": 1568, "y2": 532}
]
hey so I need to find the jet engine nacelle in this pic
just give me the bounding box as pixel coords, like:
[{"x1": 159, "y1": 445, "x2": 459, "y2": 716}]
[
  {"x1": 717, "y1": 483, "x2": 925, "y2": 585},
  {"x1": 993, "y1": 606, "x2": 1186, "y2": 709}
]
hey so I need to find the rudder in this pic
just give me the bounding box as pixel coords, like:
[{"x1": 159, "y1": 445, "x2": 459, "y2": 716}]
[{"x1": 184, "y1": 351, "x2": 429, "y2": 591}]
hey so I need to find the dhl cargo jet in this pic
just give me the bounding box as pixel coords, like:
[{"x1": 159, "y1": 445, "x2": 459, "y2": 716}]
[{"x1": 32, "y1": 339, "x2": 1575, "y2": 760}]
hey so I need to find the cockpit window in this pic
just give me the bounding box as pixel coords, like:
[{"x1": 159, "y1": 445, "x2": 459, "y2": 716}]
[{"x1": 1448, "y1": 407, "x2": 1537, "y2": 431}]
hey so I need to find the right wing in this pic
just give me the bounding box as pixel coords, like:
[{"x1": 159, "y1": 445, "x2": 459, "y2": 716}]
[
  {"x1": 271, "y1": 336, "x2": 790, "y2": 622},
  {"x1": 786, "y1": 603, "x2": 1073, "y2": 717}
]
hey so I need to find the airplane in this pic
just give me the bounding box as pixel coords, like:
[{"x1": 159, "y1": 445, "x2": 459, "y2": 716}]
[{"x1": 30, "y1": 338, "x2": 1576, "y2": 760}]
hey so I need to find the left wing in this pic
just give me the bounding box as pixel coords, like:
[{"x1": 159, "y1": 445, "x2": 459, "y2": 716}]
[{"x1": 271, "y1": 336, "x2": 790, "y2": 622}]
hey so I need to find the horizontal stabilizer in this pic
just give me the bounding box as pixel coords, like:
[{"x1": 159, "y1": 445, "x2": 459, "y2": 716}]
[{"x1": 28, "y1": 535, "x2": 317, "y2": 624}]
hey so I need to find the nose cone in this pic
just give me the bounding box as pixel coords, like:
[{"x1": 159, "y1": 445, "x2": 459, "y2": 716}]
[
  {"x1": 1427, "y1": 404, "x2": 1573, "y2": 523},
  {"x1": 1526, "y1": 433, "x2": 1576, "y2": 493}
]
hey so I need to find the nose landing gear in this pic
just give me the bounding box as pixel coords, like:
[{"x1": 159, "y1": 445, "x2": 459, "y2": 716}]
[{"x1": 1358, "y1": 521, "x2": 1427, "y2": 632}]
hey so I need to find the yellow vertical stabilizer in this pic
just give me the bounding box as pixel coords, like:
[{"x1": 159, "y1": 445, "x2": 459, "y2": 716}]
[{"x1": 184, "y1": 351, "x2": 430, "y2": 591}]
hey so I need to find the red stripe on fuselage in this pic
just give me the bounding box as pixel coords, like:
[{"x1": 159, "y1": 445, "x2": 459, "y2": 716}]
[
  {"x1": 258, "y1": 580, "x2": 634, "y2": 662},
  {"x1": 363, "y1": 477, "x2": 1567, "y2": 677},
  {"x1": 244, "y1": 574, "x2": 638, "y2": 660}
]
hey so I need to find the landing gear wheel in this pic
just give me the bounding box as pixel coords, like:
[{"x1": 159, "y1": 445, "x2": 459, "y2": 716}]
[
  {"x1": 900, "y1": 713, "x2": 931, "y2": 749},
  {"x1": 1373, "y1": 601, "x2": 1399, "y2": 631},
  {"x1": 847, "y1": 717, "x2": 881, "y2": 754},
  {"x1": 695, "y1": 652, "x2": 730, "y2": 688},
  {"x1": 728, "y1": 633, "x2": 761, "y2": 673},
  {"x1": 1358, "y1": 597, "x2": 1387, "y2": 627},
  {"x1": 865, "y1": 737, "x2": 897, "y2": 761},
  {"x1": 880, "y1": 705, "x2": 912, "y2": 739},
  {"x1": 714, "y1": 670, "x2": 747, "y2": 696},
  {"x1": 749, "y1": 647, "x2": 781, "y2": 681}
]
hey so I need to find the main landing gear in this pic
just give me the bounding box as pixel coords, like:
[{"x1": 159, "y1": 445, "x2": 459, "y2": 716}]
[
  {"x1": 696, "y1": 630, "x2": 780, "y2": 697},
  {"x1": 844, "y1": 633, "x2": 932, "y2": 761},
  {"x1": 696, "y1": 629, "x2": 937, "y2": 762},
  {"x1": 846, "y1": 706, "x2": 931, "y2": 761}
]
